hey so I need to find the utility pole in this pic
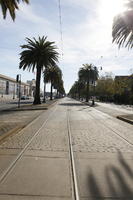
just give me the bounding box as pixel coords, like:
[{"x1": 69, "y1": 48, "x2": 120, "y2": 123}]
[{"x1": 16, "y1": 74, "x2": 21, "y2": 108}]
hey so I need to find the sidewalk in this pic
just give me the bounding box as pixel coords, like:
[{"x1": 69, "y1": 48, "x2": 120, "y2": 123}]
[{"x1": 81, "y1": 99, "x2": 133, "y2": 125}]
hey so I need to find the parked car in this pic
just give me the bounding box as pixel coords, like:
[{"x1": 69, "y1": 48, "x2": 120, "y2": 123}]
[
  {"x1": 21, "y1": 95, "x2": 26, "y2": 100},
  {"x1": 26, "y1": 96, "x2": 30, "y2": 100},
  {"x1": 21, "y1": 96, "x2": 30, "y2": 100}
]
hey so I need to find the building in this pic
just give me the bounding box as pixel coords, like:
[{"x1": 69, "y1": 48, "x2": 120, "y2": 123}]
[
  {"x1": 0, "y1": 74, "x2": 30, "y2": 100},
  {"x1": 27, "y1": 79, "x2": 36, "y2": 97},
  {"x1": 115, "y1": 75, "x2": 130, "y2": 80}
]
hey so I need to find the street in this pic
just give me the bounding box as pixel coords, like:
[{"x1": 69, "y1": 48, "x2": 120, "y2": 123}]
[{"x1": 0, "y1": 97, "x2": 133, "y2": 199}]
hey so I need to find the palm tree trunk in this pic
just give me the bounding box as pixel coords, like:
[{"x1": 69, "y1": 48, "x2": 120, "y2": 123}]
[
  {"x1": 33, "y1": 66, "x2": 41, "y2": 104},
  {"x1": 86, "y1": 81, "x2": 89, "y2": 102},
  {"x1": 43, "y1": 82, "x2": 46, "y2": 103},
  {"x1": 50, "y1": 83, "x2": 53, "y2": 100},
  {"x1": 78, "y1": 88, "x2": 81, "y2": 100},
  {"x1": 92, "y1": 80, "x2": 95, "y2": 105},
  {"x1": 56, "y1": 89, "x2": 58, "y2": 98}
]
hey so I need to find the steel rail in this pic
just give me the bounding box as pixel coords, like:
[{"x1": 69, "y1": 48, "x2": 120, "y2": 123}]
[
  {"x1": 0, "y1": 102, "x2": 58, "y2": 184},
  {"x1": 67, "y1": 108, "x2": 80, "y2": 200}
]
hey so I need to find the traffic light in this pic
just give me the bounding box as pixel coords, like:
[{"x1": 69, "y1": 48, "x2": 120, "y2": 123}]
[{"x1": 16, "y1": 75, "x2": 19, "y2": 82}]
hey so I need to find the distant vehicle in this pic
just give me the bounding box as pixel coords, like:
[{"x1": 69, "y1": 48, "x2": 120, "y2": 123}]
[
  {"x1": 21, "y1": 95, "x2": 26, "y2": 100},
  {"x1": 26, "y1": 96, "x2": 30, "y2": 100},
  {"x1": 21, "y1": 96, "x2": 30, "y2": 100}
]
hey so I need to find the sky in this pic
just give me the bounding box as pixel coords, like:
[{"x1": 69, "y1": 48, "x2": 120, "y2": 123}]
[{"x1": 0, "y1": 0, "x2": 133, "y2": 93}]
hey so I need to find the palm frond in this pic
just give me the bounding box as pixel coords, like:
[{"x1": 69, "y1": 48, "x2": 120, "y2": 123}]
[
  {"x1": 19, "y1": 36, "x2": 59, "y2": 73},
  {"x1": 112, "y1": 8, "x2": 133, "y2": 49},
  {"x1": 0, "y1": 0, "x2": 29, "y2": 20}
]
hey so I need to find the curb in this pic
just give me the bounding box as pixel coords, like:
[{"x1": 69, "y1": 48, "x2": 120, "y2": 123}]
[
  {"x1": 117, "y1": 116, "x2": 133, "y2": 125},
  {"x1": 0, "y1": 126, "x2": 23, "y2": 144}
]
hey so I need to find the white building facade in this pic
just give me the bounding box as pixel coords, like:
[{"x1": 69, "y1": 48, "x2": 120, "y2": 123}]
[{"x1": 0, "y1": 74, "x2": 30, "y2": 100}]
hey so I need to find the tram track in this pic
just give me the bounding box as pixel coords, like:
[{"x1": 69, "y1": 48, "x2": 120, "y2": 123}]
[
  {"x1": 67, "y1": 108, "x2": 80, "y2": 200},
  {"x1": 66, "y1": 102, "x2": 131, "y2": 200},
  {"x1": 0, "y1": 98, "x2": 133, "y2": 199},
  {"x1": 0, "y1": 100, "x2": 81, "y2": 200},
  {"x1": 0, "y1": 102, "x2": 58, "y2": 184},
  {"x1": 66, "y1": 100, "x2": 133, "y2": 199}
]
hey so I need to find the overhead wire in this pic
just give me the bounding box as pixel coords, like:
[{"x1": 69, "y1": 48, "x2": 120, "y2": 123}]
[{"x1": 58, "y1": 0, "x2": 64, "y2": 57}]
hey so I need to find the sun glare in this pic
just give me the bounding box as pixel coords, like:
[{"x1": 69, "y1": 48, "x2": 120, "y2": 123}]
[{"x1": 99, "y1": 0, "x2": 126, "y2": 24}]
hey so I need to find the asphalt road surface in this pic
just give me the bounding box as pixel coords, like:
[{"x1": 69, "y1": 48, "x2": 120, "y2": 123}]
[{"x1": 0, "y1": 97, "x2": 133, "y2": 200}]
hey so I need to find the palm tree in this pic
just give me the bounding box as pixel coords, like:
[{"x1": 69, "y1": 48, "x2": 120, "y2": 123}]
[
  {"x1": 78, "y1": 64, "x2": 95, "y2": 102},
  {"x1": 69, "y1": 81, "x2": 79, "y2": 99},
  {"x1": 112, "y1": 0, "x2": 133, "y2": 49},
  {"x1": 43, "y1": 65, "x2": 61, "y2": 100},
  {"x1": 53, "y1": 68, "x2": 63, "y2": 98},
  {"x1": 57, "y1": 79, "x2": 65, "y2": 97},
  {"x1": 19, "y1": 36, "x2": 59, "y2": 104},
  {"x1": 76, "y1": 80, "x2": 85, "y2": 100},
  {"x1": 0, "y1": 0, "x2": 29, "y2": 20},
  {"x1": 43, "y1": 79, "x2": 47, "y2": 103}
]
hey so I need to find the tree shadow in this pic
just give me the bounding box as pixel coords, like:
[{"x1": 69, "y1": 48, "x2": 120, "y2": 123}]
[
  {"x1": 59, "y1": 103, "x2": 86, "y2": 107},
  {"x1": 87, "y1": 151, "x2": 133, "y2": 199},
  {"x1": 0, "y1": 107, "x2": 47, "y2": 114},
  {"x1": 118, "y1": 151, "x2": 133, "y2": 178},
  {"x1": 88, "y1": 169, "x2": 103, "y2": 198}
]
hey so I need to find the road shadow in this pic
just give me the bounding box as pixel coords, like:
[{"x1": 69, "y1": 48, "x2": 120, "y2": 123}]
[
  {"x1": 59, "y1": 102, "x2": 98, "y2": 108},
  {"x1": 0, "y1": 107, "x2": 48, "y2": 114},
  {"x1": 59, "y1": 103, "x2": 86, "y2": 107},
  {"x1": 87, "y1": 151, "x2": 133, "y2": 199}
]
